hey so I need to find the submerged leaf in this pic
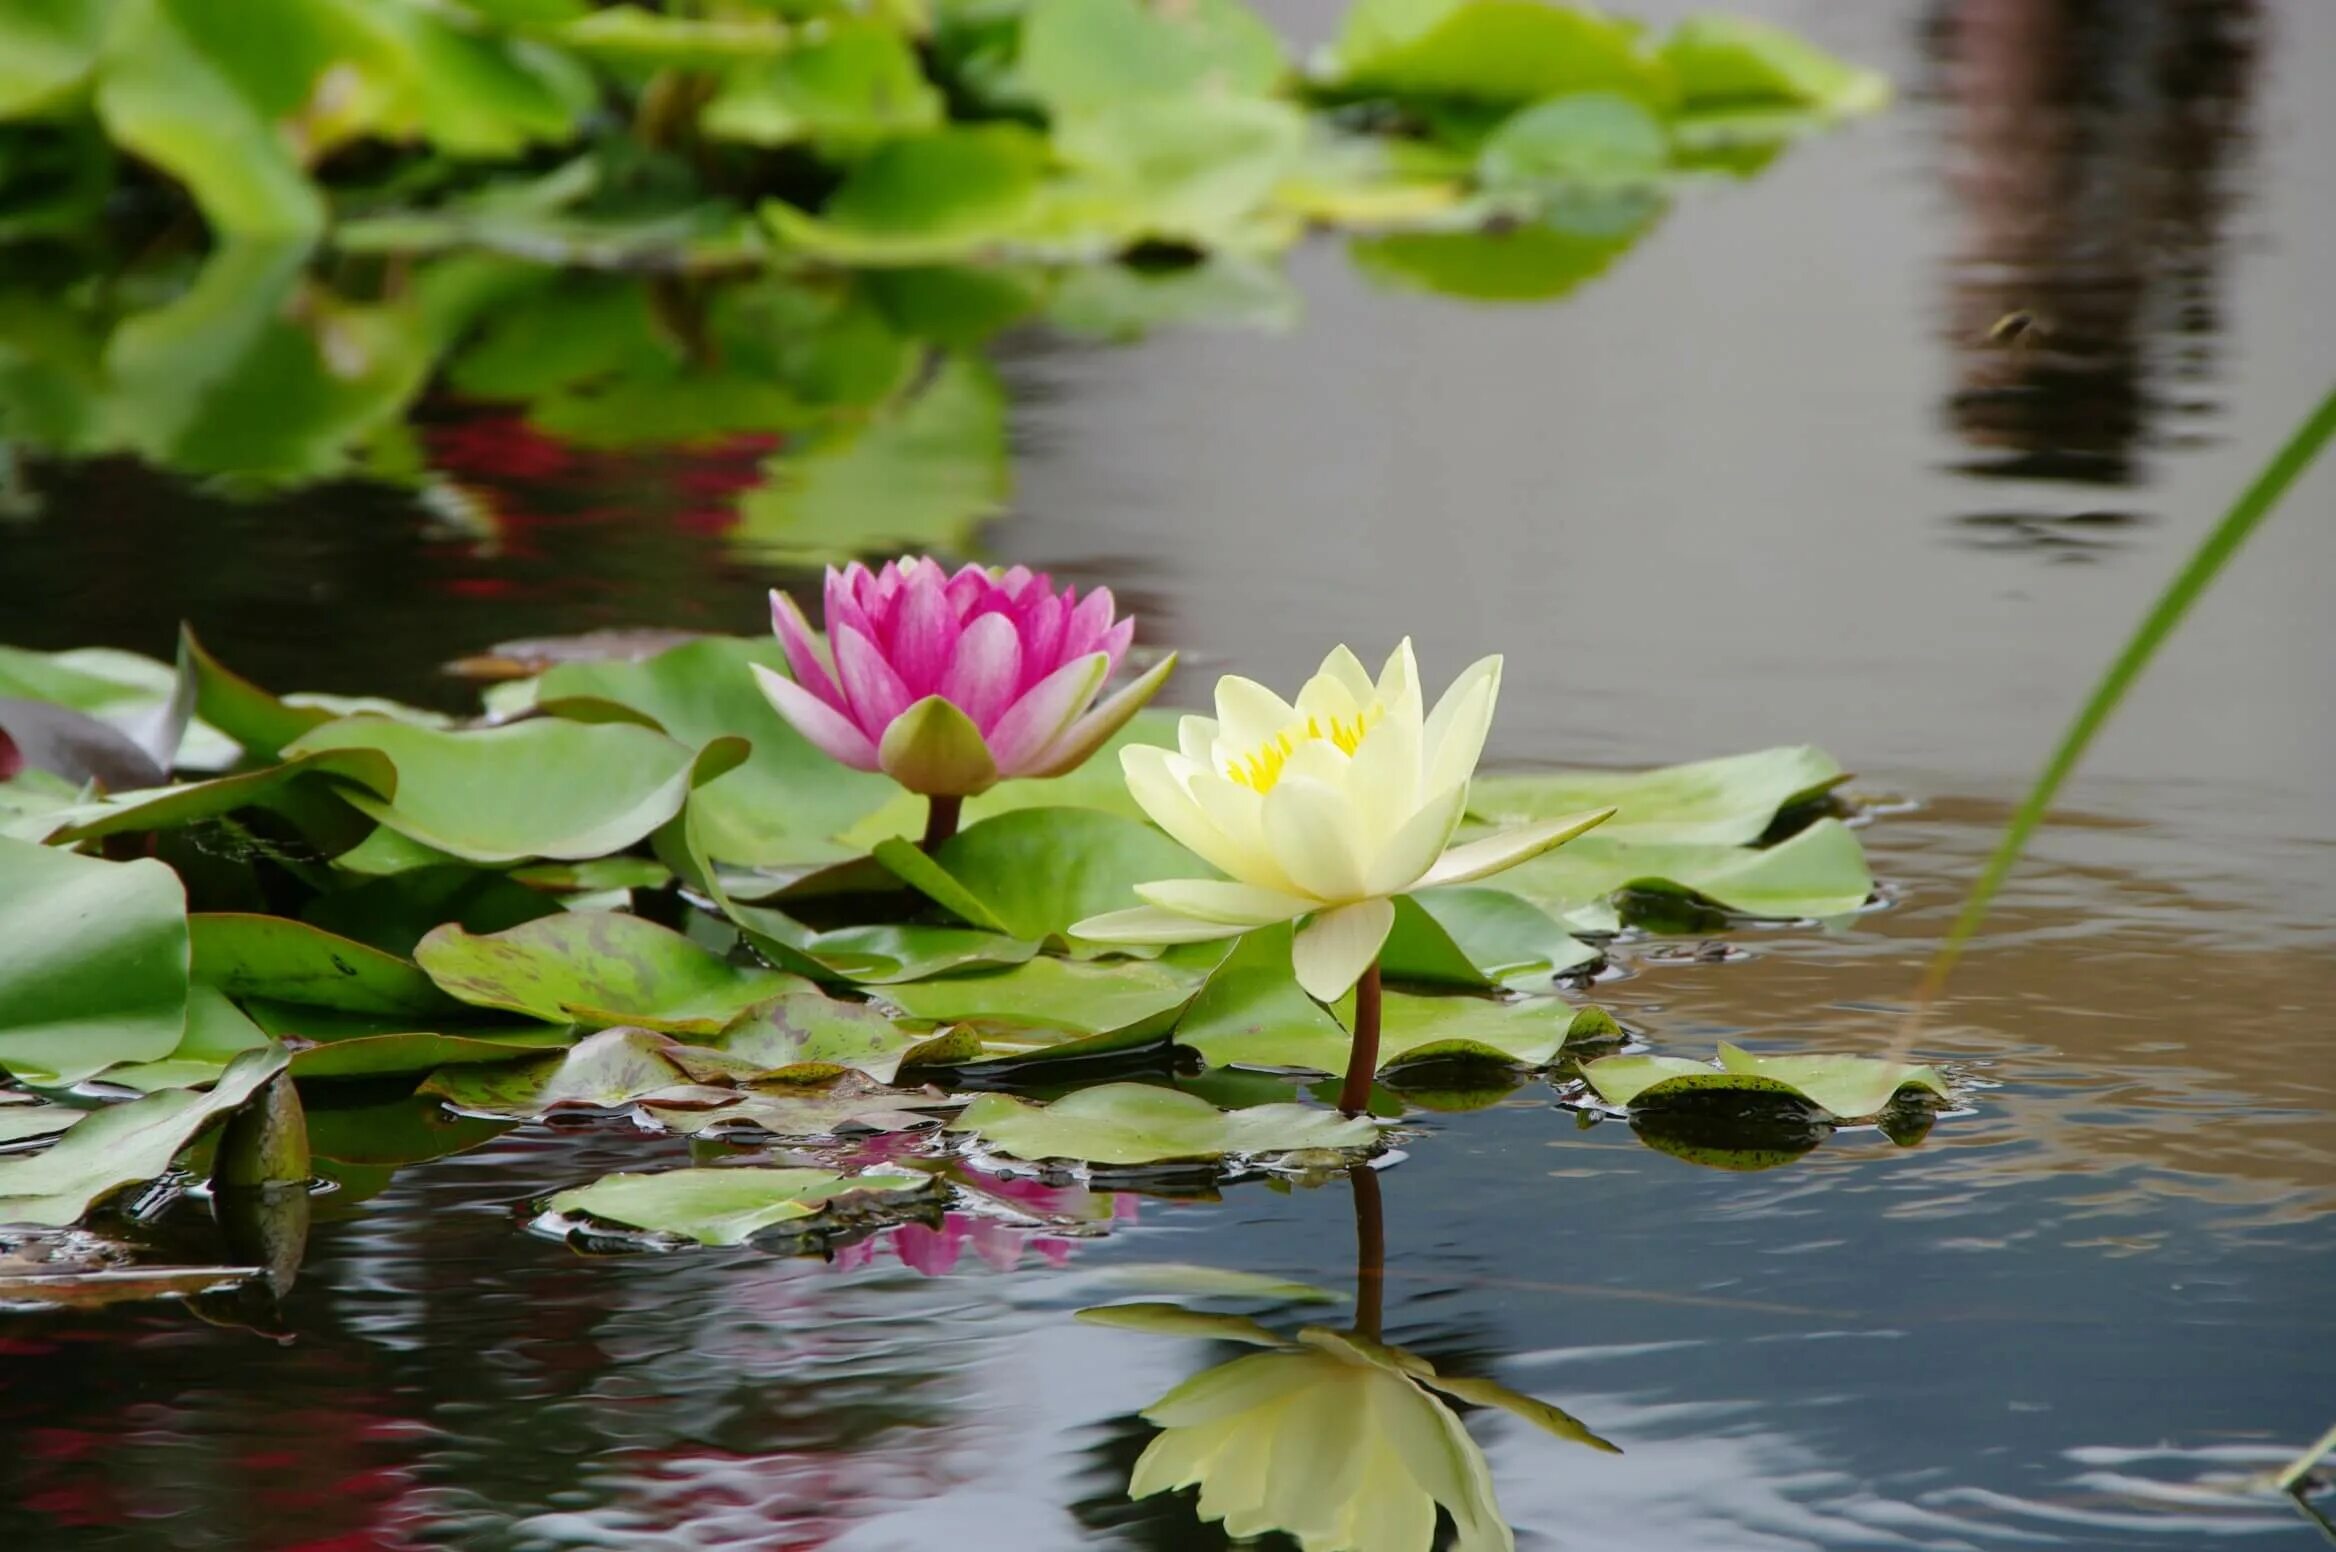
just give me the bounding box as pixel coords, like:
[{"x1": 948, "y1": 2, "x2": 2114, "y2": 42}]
[
  {"x1": 950, "y1": 1084, "x2": 1378, "y2": 1167},
  {"x1": 544, "y1": 1164, "x2": 938, "y2": 1247}
]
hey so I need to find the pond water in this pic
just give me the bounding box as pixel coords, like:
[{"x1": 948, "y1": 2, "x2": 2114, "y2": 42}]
[{"x1": 5, "y1": 1, "x2": 2335, "y2": 1548}]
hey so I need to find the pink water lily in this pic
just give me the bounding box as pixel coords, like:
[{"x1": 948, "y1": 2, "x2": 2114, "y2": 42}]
[{"x1": 755, "y1": 558, "x2": 1175, "y2": 839}]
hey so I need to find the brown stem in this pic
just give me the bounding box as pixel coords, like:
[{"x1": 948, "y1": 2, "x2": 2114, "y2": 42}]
[
  {"x1": 921, "y1": 793, "x2": 963, "y2": 852},
  {"x1": 1349, "y1": 1161, "x2": 1384, "y2": 1341},
  {"x1": 1336, "y1": 959, "x2": 1383, "y2": 1118}
]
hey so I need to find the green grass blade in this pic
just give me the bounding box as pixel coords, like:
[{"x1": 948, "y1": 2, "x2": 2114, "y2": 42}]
[{"x1": 1917, "y1": 381, "x2": 2336, "y2": 1004}]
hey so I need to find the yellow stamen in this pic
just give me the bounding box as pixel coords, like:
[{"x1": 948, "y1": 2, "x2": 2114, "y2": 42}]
[{"x1": 1225, "y1": 704, "x2": 1383, "y2": 793}]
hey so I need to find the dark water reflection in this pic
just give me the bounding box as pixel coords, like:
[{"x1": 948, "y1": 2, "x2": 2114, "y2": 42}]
[{"x1": 5, "y1": 0, "x2": 2336, "y2": 1548}]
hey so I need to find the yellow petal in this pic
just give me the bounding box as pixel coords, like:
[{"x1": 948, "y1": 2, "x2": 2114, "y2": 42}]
[
  {"x1": 1069, "y1": 905, "x2": 1253, "y2": 945},
  {"x1": 1136, "y1": 878, "x2": 1313, "y2": 926},
  {"x1": 1124, "y1": 745, "x2": 1277, "y2": 886},
  {"x1": 1264, "y1": 775, "x2": 1370, "y2": 901},
  {"x1": 1291, "y1": 897, "x2": 1396, "y2": 1002},
  {"x1": 1188, "y1": 771, "x2": 1301, "y2": 895},
  {"x1": 1375, "y1": 637, "x2": 1422, "y2": 723},
  {"x1": 1314, "y1": 643, "x2": 1378, "y2": 704},
  {"x1": 1416, "y1": 806, "x2": 1614, "y2": 888},
  {"x1": 1343, "y1": 692, "x2": 1421, "y2": 834},
  {"x1": 1178, "y1": 713, "x2": 1221, "y2": 768},
  {"x1": 1422, "y1": 654, "x2": 1501, "y2": 794},
  {"x1": 1363, "y1": 781, "x2": 1468, "y2": 897},
  {"x1": 1215, "y1": 674, "x2": 1299, "y2": 755}
]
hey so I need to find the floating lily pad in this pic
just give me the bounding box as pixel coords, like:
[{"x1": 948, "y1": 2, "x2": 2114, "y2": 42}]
[
  {"x1": 1582, "y1": 1045, "x2": 1948, "y2": 1121},
  {"x1": 523, "y1": 635, "x2": 895, "y2": 866},
  {"x1": 1077, "y1": 1303, "x2": 1295, "y2": 1347},
  {"x1": 34, "y1": 747, "x2": 398, "y2": 846},
  {"x1": 415, "y1": 913, "x2": 806, "y2": 1034},
  {"x1": 708, "y1": 993, "x2": 952, "y2": 1084},
  {"x1": 424, "y1": 1027, "x2": 691, "y2": 1116},
  {"x1": 1466, "y1": 745, "x2": 1847, "y2": 844},
  {"x1": 879, "y1": 948, "x2": 1225, "y2": 1068},
  {"x1": 190, "y1": 914, "x2": 463, "y2": 1016},
  {"x1": 729, "y1": 905, "x2": 1040, "y2": 986},
  {"x1": 0, "y1": 838, "x2": 189, "y2": 1085},
  {"x1": 876, "y1": 807, "x2": 1207, "y2": 946},
  {"x1": 98, "y1": 983, "x2": 276, "y2": 1092},
  {"x1": 1382, "y1": 889, "x2": 1596, "y2": 988},
  {"x1": 284, "y1": 716, "x2": 698, "y2": 864},
  {"x1": 950, "y1": 1084, "x2": 1378, "y2": 1168},
  {"x1": 543, "y1": 1164, "x2": 939, "y2": 1248},
  {"x1": 0, "y1": 1102, "x2": 85, "y2": 1146},
  {"x1": 1660, "y1": 16, "x2": 1890, "y2": 118},
  {"x1": 637, "y1": 1078, "x2": 960, "y2": 1141},
  {"x1": 1328, "y1": 0, "x2": 1674, "y2": 108},
  {"x1": 1488, "y1": 817, "x2": 1873, "y2": 929},
  {"x1": 0, "y1": 1047, "x2": 286, "y2": 1227}
]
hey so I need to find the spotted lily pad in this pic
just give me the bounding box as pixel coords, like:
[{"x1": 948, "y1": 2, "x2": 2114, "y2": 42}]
[
  {"x1": 190, "y1": 914, "x2": 463, "y2": 1016},
  {"x1": 415, "y1": 913, "x2": 806, "y2": 1034},
  {"x1": 1582, "y1": 1044, "x2": 1948, "y2": 1121},
  {"x1": 950, "y1": 1084, "x2": 1378, "y2": 1167},
  {"x1": 424, "y1": 1027, "x2": 695, "y2": 1116},
  {"x1": 542, "y1": 1164, "x2": 939, "y2": 1248},
  {"x1": 708, "y1": 992, "x2": 956, "y2": 1084},
  {"x1": 636, "y1": 1078, "x2": 959, "y2": 1141}
]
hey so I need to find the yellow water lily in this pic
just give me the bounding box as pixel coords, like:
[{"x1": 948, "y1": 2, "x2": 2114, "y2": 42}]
[{"x1": 1072, "y1": 641, "x2": 1612, "y2": 1005}]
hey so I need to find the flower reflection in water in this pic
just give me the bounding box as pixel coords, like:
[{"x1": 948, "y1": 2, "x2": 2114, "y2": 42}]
[{"x1": 1081, "y1": 1165, "x2": 1616, "y2": 1552}]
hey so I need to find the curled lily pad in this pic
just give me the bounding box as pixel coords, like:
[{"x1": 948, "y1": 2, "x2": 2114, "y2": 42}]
[
  {"x1": 424, "y1": 1027, "x2": 692, "y2": 1116},
  {"x1": 879, "y1": 948, "x2": 1227, "y2": 1069},
  {"x1": 0, "y1": 1047, "x2": 286, "y2": 1228},
  {"x1": 98, "y1": 983, "x2": 275, "y2": 1092},
  {"x1": 1582, "y1": 1045, "x2": 1948, "y2": 1121},
  {"x1": 414, "y1": 913, "x2": 806, "y2": 1034},
  {"x1": 542, "y1": 1164, "x2": 939, "y2": 1248},
  {"x1": 638, "y1": 1078, "x2": 960, "y2": 1142},
  {"x1": 284, "y1": 716, "x2": 699, "y2": 864},
  {"x1": 1382, "y1": 889, "x2": 1597, "y2": 988},
  {"x1": 35, "y1": 747, "x2": 398, "y2": 846},
  {"x1": 949, "y1": 1084, "x2": 1378, "y2": 1168},
  {"x1": 286, "y1": 1027, "x2": 577, "y2": 1082},
  {"x1": 0, "y1": 837, "x2": 189, "y2": 1085},
  {"x1": 1488, "y1": 817, "x2": 1873, "y2": 929}
]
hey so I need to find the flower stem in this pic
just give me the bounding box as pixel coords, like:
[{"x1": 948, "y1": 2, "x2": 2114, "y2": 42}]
[
  {"x1": 1337, "y1": 959, "x2": 1383, "y2": 1118},
  {"x1": 921, "y1": 794, "x2": 963, "y2": 852},
  {"x1": 1349, "y1": 1161, "x2": 1384, "y2": 1341}
]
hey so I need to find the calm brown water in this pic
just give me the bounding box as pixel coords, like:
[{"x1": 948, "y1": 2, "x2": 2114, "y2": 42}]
[{"x1": 3, "y1": 1, "x2": 2333, "y2": 1548}]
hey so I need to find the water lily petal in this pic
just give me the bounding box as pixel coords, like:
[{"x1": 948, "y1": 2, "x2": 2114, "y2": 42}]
[
  {"x1": 890, "y1": 566, "x2": 962, "y2": 696},
  {"x1": 1178, "y1": 713, "x2": 1221, "y2": 769},
  {"x1": 1069, "y1": 905, "x2": 1253, "y2": 945},
  {"x1": 877, "y1": 695, "x2": 1000, "y2": 797},
  {"x1": 1215, "y1": 675, "x2": 1300, "y2": 757},
  {"x1": 825, "y1": 565, "x2": 876, "y2": 648},
  {"x1": 1417, "y1": 806, "x2": 1615, "y2": 888},
  {"x1": 834, "y1": 623, "x2": 911, "y2": 735},
  {"x1": 1264, "y1": 775, "x2": 1371, "y2": 902},
  {"x1": 1027, "y1": 653, "x2": 1176, "y2": 778},
  {"x1": 1375, "y1": 638, "x2": 1422, "y2": 725},
  {"x1": 1125, "y1": 746, "x2": 1269, "y2": 885},
  {"x1": 750, "y1": 663, "x2": 880, "y2": 771},
  {"x1": 1134, "y1": 878, "x2": 1313, "y2": 926},
  {"x1": 1292, "y1": 897, "x2": 1396, "y2": 1002},
  {"x1": 768, "y1": 590, "x2": 844, "y2": 711},
  {"x1": 1363, "y1": 780, "x2": 1468, "y2": 896},
  {"x1": 1315, "y1": 644, "x2": 1378, "y2": 705},
  {"x1": 987, "y1": 652, "x2": 1109, "y2": 773},
  {"x1": 938, "y1": 612, "x2": 1022, "y2": 732},
  {"x1": 1013, "y1": 588, "x2": 1069, "y2": 681},
  {"x1": 1422, "y1": 655, "x2": 1501, "y2": 793},
  {"x1": 1186, "y1": 770, "x2": 1299, "y2": 895},
  {"x1": 1061, "y1": 586, "x2": 1119, "y2": 659},
  {"x1": 1344, "y1": 694, "x2": 1422, "y2": 835}
]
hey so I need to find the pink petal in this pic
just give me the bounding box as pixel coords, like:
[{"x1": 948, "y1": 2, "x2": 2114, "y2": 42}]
[
  {"x1": 996, "y1": 564, "x2": 1035, "y2": 601},
  {"x1": 1096, "y1": 615, "x2": 1134, "y2": 672},
  {"x1": 1061, "y1": 586, "x2": 1118, "y2": 660},
  {"x1": 833, "y1": 623, "x2": 910, "y2": 737},
  {"x1": 938, "y1": 611, "x2": 1023, "y2": 731},
  {"x1": 1013, "y1": 589, "x2": 1067, "y2": 685},
  {"x1": 769, "y1": 589, "x2": 846, "y2": 713},
  {"x1": 986, "y1": 652, "x2": 1109, "y2": 774},
  {"x1": 750, "y1": 664, "x2": 881, "y2": 771},
  {"x1": 945, "y1": 563, "x2": 992, "y2": 618},
  {"x1": 826, "y1": 566, "x2": 876, "y2": 648},
  {"x1": 890, "y1": 566, "x2": 961, "y2": 696}
]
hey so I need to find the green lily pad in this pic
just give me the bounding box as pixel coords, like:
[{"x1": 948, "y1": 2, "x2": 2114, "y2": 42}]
[
  {"x1": 0, "y1": 1100, "x2": 87, "y2": 1146},
  {"x1": 1489, "y1": 817, "x2": 1873, "y2": 929},
  {"x1": 950, "y1": 1084, "x2": 1378, "y2": 1167},
  {"x1": 523, "y1": 635, "x2": 895, "y2": 866},
  {"x1": 543, "y1": 1164, "x2": 939, "y2": 1248},
  {"x1": 1383, "y1": 889, "x2": 1596, "y2": 988},
  {"x1": 415, "y1": 913, "x2": 806, "y2": 1034},
  {"x1": 1582, "y1": 1045, "x2": 1948, "y2": 1121},
  {"x1": 1477, "y1": 91, "x2": 1670, "y2": 191},
  {"x1": 878, "y1": 948, "x2": 1225, "y2": 1067},
  {"x1": 877, "y1": 807, "x2": 1208, "y2": 946},
  {"x1": 0, "y1": 838, "x2": 189, "y2": 1085},
  {"x1": 1327, "y1": 0, "x2": 1674, "y2": 108},
  {"x1": 728, "y1": 904, "x2": 1040, "y2": 985},
  {"x1": 283, "y1": 1025, "x2": 577, "y2": 1081},
  {"x1": 97, "y1": 983, "x2": 276, "y2": 1092},
  {"x1": 34, "y1": 748, "x2": 399, "y2": 846},
  {"x1": 1015, "y1": 0, "x2": 1285, "y2": 118},
  {"x1": 1466, "y1": 746, "x2": 1848, "y2": 845},
  {"x1": 0, "y1": 1047, "x2": 286, "y2": 1228},
  {"x1": 1076, "y1": 1304, "x2": 1297, "y2": 1347},
  {"x1": 190, "y1": 914, "x2": 463, "y2": 1016},
  {"x1": 702, "y1": 16, "x2": 943, "y2": 151},
  {"x1": 1659, "y1": 15, "x2": 1889, "y2": 118},
  {"x1": 284, "y1": 716, "x2": 698, "y2": 864},
  {"x1": 299, "y1": 866, "x2": 563, "y2": 958},
  {"x1": 302, "y1": 1091, "x2": 512, "y2": 1166},
  {"x1": 834, "y1": 707, "x2": 1178, "y2": 847},
  {"x1": 1352, "y1": 208, "x2": 1663, "y2": 303},
  {"x1": 175, "y1": 626, "x2": 335, "y2": 760},
  {"x1": 762, "y1": 126, "x2": 1049, "y2": 265},
  {"x1": 708, "y1": 992, "x2": 951, "y2": 1084},
  {"x1": 423, "y1": 1027, "x2": 691, "y2": 1116}
]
